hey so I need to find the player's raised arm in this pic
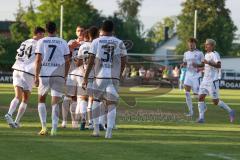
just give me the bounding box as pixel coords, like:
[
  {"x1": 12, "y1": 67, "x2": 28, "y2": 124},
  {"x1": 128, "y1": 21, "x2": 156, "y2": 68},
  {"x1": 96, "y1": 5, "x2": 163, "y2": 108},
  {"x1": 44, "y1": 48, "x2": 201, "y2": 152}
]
[{"x1": 76, "y1": 44, "x2": 85, "y2": 67}]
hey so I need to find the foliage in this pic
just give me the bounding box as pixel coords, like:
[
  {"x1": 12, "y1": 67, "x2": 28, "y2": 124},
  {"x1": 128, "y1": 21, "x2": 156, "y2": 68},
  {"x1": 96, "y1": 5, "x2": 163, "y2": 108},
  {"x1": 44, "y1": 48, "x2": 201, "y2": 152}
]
[{"x1": 176, "y1": 0, "x2": 237, "y2": 55}]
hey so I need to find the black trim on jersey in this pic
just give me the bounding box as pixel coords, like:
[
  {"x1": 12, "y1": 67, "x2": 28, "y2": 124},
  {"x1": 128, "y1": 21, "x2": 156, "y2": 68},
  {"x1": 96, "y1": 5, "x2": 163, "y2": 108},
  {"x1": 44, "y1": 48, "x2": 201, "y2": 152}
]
[
  {"x1": 95, "y1": 77, "x2": 120, "y2": 81},
  {"x1": 93, "y1": 99, "x2": 101, "y2": 102},
  {"x1": 68, "y1": 74, "x2": 94, "y2": 79},
  {"x1": 68, "y1": 74, "x2": 83, "y2": 77},
  {"x1": 39, "y1": 75, "x2": 65, "y2": 78},
  {"x1": 12, "y1": 68, "x2": 35, "y2": 76}
]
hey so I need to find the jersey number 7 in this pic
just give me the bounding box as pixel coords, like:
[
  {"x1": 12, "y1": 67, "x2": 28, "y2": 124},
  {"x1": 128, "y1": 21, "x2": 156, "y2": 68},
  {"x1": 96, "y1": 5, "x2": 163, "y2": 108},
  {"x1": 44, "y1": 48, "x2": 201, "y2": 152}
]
[{"x1": 48, "y1": 45, "x2": 57, "y2": 61}]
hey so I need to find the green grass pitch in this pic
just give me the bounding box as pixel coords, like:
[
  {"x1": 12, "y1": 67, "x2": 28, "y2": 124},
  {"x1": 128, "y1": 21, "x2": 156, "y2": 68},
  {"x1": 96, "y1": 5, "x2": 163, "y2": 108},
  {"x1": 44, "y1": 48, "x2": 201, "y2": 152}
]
[{"x1": 0, "y1": 83, "x2": 240, "y2": 160}]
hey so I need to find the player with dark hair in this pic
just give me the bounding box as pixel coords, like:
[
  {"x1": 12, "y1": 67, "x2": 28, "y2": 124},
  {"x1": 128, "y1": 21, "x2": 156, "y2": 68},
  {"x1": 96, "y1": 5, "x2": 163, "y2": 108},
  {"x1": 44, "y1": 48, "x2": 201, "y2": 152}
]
[
  {"x1": 83, "y1": 20, "x2": 127, "y2": 138},
  {"x1": 5, "y1": 26, "x2": 45, "y2": 128},
  {"x1": 182, "y1": 37, "x2": 205, "y2": 117},
  {"x1": 35, "y1": 21, "x2": 71, "y2": 136},
  {"x1": 76, "y1": 26, "x2": 99, "y2": 130},
  {"x1": 61, "y1": 25, "x2": 85, "y2": 128}
]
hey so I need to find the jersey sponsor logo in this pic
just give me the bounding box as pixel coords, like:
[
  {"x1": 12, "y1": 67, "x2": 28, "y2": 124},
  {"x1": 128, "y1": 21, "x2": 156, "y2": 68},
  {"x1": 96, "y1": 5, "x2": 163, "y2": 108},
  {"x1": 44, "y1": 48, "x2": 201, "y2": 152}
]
[
  {"x1": 42, "y1": 62, "x2": 60, "y2": 67},
  {"x1": 43, "y1": 39, "x2": 63, "y2": 44}
]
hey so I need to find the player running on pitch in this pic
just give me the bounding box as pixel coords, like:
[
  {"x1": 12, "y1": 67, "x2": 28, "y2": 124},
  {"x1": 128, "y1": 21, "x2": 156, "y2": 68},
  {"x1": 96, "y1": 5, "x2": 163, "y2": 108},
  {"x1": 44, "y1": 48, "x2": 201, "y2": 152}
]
[
  {"x1": 197, "y1": 39, "x2": 235, "y2": 123},
  {"x1": 61, "y1": 25, "x2": 84, "y2": 128},
  {"x1": 35, "y1": 21, "x2": 71, "y2": 136},
  {"x1": 83, "y1": 20, "x2": 127, "y2": 138},
  {"x1": 183, "y1": 38, "x2": 205, "y2": 117},
  {"x1": 5, "y1": 27, "x2": 45, "y2": 128}
]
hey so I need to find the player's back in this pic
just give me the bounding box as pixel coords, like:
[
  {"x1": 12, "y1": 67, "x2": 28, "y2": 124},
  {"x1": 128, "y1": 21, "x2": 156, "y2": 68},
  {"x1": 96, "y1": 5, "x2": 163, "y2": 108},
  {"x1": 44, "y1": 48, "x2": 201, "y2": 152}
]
[
  {"x1": 12, "y1": 38, "x2": 37, "y2": 74},
  {"x1": 78, "y1": 41, "x2": 94, "y2": 78},
  {"x1": 35, "y1": 36, "x2": 69, "y2": 77},
  {"x1": 92, "y1": 36, "x2": 127, "y2": 79}
]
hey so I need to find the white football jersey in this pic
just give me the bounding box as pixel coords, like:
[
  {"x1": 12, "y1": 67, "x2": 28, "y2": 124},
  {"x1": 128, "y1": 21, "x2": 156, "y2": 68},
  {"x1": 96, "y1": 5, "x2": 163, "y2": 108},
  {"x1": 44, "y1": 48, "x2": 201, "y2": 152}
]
[
  {"x1": 35, "y1": 36, "x2": 70, "y2": 77},
  {"x1": 203, "y1": 51, "x2": 221, "y2": 82},
  {"x1": 12, "y1": 38, "x2": 38, "y2": 75},
  {"x1": 78, "y1": 41, "x2": 94, "y2": 78},
  {"x1": 89, "y1": 36, "x2": 127, "y2": 79},
  {"x1": 183, "y1": 49, "x2": 204, "y2": 77},
  {"x1": 67, "y1": 39, "x2": 83, "y2": 76}
]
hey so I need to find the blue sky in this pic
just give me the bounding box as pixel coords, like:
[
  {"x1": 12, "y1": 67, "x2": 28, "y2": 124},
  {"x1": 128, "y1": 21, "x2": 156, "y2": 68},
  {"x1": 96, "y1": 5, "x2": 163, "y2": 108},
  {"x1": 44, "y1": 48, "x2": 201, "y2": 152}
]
[{"x1": 0, "y1": 0, "x2": 239, "y2": 33}]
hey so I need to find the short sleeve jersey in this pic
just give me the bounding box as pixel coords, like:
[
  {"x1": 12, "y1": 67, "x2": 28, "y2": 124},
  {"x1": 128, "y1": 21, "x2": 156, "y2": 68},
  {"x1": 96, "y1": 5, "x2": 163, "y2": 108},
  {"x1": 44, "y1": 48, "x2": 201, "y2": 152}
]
[
  {"x1": 12, "y1": 38, "x2": 38, "y2": 75},
  {"x1": 78, "y1": 41, "x2": 94, "y2": 78},
  {"x1": 35, "y1": 36, "x2": 70, "y2": 77},
  {"x1": 203, "y1": 51, "x2": 221, "y2": 81},
  {"x1": 183, "y1": 49, "x2": 204, "y2": 77},
  {"x1": 89, "y1": 36, "x2": 127, "y2": 79},
  {"x1": 67, "y1": 39, "x2": 83, "y2": 76}
]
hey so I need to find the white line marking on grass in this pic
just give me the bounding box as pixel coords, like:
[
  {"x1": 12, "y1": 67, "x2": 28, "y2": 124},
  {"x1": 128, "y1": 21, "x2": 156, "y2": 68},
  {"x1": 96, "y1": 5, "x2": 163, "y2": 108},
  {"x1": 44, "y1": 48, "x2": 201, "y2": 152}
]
[
  {"x1": 137, "y1": 100, "x2": 240, "y2": 106},
  {"x1": 205, "y1": 153, "x2": 235, "y2": 160}
]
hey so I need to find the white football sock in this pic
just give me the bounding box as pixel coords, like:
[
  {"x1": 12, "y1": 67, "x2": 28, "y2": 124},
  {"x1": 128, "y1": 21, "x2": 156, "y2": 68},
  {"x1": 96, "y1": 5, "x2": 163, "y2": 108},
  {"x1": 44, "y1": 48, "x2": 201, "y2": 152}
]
[
  {"x1": 185, "y1": 92, "x2": 193, "y2": 114},
  {"x1": 198, "y1": 101, "x2": 205, "y2": 119},
  {"x1": 218, "y1": 100, "x2": 232, "y2": 113},
  {"x1": 99, "y1": 102, "x2": 106, "y2": 125},
  {"x1": 87, "y1": 99, "x2": 92, "y2": 124},
  {"x1": 107, "y1": 104, "x2": 116, "y2": 129},
  {"x1": 38, "y1": 103, "x2": 47, "y2": 129},
  {"x1": 92, "y1": 100, "x2": 100, "y2": 133},
  {"x1": 70, "y1": 101, "x2": 77, "y2": 123},
  {"x1": 15, "y1": 102, "x2": 27, "y2": 124},
  {"x1": 80, "y1": 100, "x2": 87, "y2": 121},
  {"x1": 8, "y1": 97, "x2": 19, "y2": 116},
  {"x1": 62, "y1": 96, "x2": 71, "y2": 123},
  {"x1": 52, "y1": 104, "x2": 59, "y2": 130},
  {"x1": 75, "y1": 97, "x2": 81, "y2": 122}
]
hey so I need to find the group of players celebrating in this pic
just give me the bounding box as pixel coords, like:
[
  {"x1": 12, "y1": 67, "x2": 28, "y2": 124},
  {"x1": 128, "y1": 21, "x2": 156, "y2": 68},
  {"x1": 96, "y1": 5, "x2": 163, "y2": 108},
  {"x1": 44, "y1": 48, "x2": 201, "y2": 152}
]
[
  {"x1": 3, "y1": 19, "x2": 235, "y2": 138},
  {"x1": 4, "y1": 20, "x2": 127, "y2": 139},
  {"x1": 183, "y1": 38, "x2": 235, "y2": 123}
]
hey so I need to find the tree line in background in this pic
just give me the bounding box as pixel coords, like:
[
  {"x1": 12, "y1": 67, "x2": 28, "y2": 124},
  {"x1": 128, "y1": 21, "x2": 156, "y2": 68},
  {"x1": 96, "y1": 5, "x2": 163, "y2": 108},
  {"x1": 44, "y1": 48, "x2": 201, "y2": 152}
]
[{"x1": 0, "y1": 0, "x2": 239, "y2": 71}]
